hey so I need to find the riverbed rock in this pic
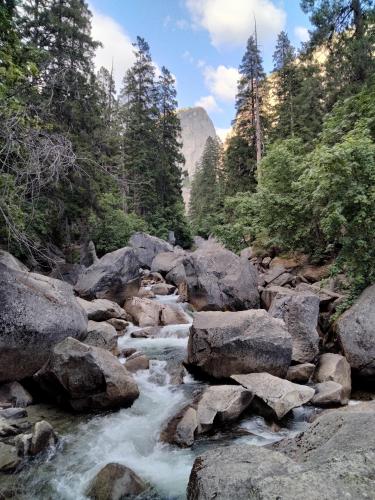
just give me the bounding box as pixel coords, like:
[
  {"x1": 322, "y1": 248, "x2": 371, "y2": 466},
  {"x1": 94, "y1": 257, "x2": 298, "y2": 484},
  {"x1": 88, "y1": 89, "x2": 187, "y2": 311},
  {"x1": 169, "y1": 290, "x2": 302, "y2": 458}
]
[
  {"x1": 151, "y1": 250, "x2": 186, "y2": 279},
  {"x1": 311, "y1": 381, "x2": 346, "y2": 407},
  {"x1": 0, "y1": 382, "x2": 33, "y2": 407},
  {"x1": 76, "y1": 297, "x2": 127, "y2": 321},
  {"x1": 83, "y1": 321, "x2": 118, "y2": 352},
  {"x1": 34, "y1": 337, "x2": 139, "y2": 412},
  {"x1": 187, "y1": 310, "x2": 292, "y2": 380},
  {"x1": 75, "y1": 247, "x2": 140, "y2": 305},
  {"x1": 29, "y1": 420, "x2": 58, "y2": 456},
  {"x1": 0, "y1": 250, "x2": 28, "y2": 272},
  {"x1": 0, "y1": 407, "x2": 27, "y2": 419},
  {"x1": 335, "y1": 284, "x2": 375, "y2": 379},
  {"x1": 86, "y1": 462, "x2": 148, "y2": 500},
  {"x1": 313, "y1": 353, "x2": 351, "y2": 401},
  {"x1": 50, "y1": 262, "x2": 85, "y2": 285},
  {"x1": 286, "y1": 364, "x2": 315, "y2": 383},
  {"x1": 105, "y1": 318, "x2": 129, "y2": 332},
  {"x1": 0, "y1": 264, "x2": 87, "y2": 383},
  {"x1": 129, "y1": 232, "x2": 173, "y2": 269},
  {"x1": 231, "y1": 373, "x2": 315, "y2": 420},
  {"x1": 151, "y1": 283, "x2": 176, "y2": 295},
  {"x1": 187, "y1": 445, "x2": 300, "y2": 500},
  {"x1": 187, "y1": 440, "x2": 375, "y2": 500},
  {"x1": 124, "y1": 297, "x2": 190, "y2": 327},
  {"x1": 183, "y1": 242, "x2": 259, "y2": 311},
  {"x1": 163, "y1": 385, "x2": 253, "y2": 447},
  {"x1": 268, "y1": 288, "x2": 320, "y2": 363},
  {"x1": 0, "y1": 442, "x2": 20, "y2": 472},
  {"x1": 125, "y1": 354, "x2": 150, "y2": 373}
]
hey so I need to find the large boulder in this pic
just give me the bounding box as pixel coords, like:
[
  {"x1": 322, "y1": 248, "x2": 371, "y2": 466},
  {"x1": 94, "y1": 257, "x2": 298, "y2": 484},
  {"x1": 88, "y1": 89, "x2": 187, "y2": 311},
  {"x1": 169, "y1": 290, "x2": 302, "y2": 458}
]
[
  {"x1": 86, "y1": 463, "x2": 148, "y2": 500},
  {"x1": 268, "y1": 288, "x2": 320, "y2": 363},
  {"x1": 182, "y1": 242, "x2": 259, "y2": 311},
  {"x1": 187, "y1": 310, "x2": 292, "y2": 379},
  {"x1": 0, "y1": 250, "x2": 28, "y2": 272},
  {"x1": 124, "y1": 297, "x2": 190, "y2": 327},
  {"x1": 76, "y1": 297, "x2": 127, "y2": 321},
  {"x1": 0, "y1": 382, "x2": 33, "y2": 407},
  {"x1": 75, "y1": 247, "x2": 140, "y2": 305},
  {"x1": 0, "y1": 264, "x2": 87, "y2": 383},
  {"x1": 311, "y1": 381, "x2": 346, "y2": 407},
  {"x1": 231, "y1": 373, "x2": 315, "y2": 420},
  {"x1": 335, "y1": 284, "x2": 375, "y2": 379},
  {"x1": 151, "y1": 250, "x2": 186, "y2": 281},
  {"x1": 313, "y1": 353, "x2": 351, "y2": 401},
  {"x1": 286, "y1": 363, "x2": 315, "y2": 383},
  {"x1": 34, "y1": 337, "x2": 139, "y2": 411},
  {"x1": 50, "y1": 262, "x2": 85, "y2": 285},
  {"x1": 83, "y1": 321, "x2": 118, "y2": 352},
  {"x1": 162, "y1": 385, "x2": 253, "y2": 447},
  {"x1": 188, "y1": 403, "x2": 375, "y2": 500},
  {"x1": 129, "y1": 232, "x2": 173, "y2": 269}
]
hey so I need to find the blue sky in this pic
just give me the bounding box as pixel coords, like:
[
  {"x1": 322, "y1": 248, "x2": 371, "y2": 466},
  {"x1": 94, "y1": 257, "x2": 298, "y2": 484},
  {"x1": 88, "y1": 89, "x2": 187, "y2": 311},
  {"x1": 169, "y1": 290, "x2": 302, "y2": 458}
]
[{"x1": 89, "y1": 0, "x2": 311, "y2": 138}]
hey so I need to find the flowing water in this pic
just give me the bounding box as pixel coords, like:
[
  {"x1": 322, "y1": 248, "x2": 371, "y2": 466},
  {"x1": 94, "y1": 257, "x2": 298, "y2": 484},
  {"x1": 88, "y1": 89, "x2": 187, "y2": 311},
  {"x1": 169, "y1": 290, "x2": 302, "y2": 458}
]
[{"x1": 6, "y1": 292, "x2": 317, "y2": 499}]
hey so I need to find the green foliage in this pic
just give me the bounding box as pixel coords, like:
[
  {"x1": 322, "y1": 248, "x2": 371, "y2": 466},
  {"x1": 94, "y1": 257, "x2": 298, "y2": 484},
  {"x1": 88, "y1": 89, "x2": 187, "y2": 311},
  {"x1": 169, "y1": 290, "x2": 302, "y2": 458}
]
[
  {"x1": 223, "y1": 135, "x2": 257, "y2": 195},
  {"x1": 189, "y1": 137, "x2": 223, "y2": 238},
  {"x1": 89, "y1": 193, "x2": 147, "y2": 255}
]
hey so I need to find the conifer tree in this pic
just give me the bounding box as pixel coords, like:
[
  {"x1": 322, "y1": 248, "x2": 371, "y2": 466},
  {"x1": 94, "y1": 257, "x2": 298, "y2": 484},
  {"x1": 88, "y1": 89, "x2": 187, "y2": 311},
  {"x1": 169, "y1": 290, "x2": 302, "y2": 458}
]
[
  {"x1": 189, "y1": 136, "x2": 222, "y2": 237},
  {"x1": 120, "y1": 37, "x2": 159, "y2": 217},
  {"x1": 272, "y1": 31, "x2": 300, "y2": 139}
]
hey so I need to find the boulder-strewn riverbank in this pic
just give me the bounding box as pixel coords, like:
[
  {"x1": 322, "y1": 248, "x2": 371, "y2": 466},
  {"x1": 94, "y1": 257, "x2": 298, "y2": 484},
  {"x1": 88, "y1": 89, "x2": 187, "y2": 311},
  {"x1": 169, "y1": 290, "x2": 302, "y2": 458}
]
[{"x1": 0, "y1": 233, "x2": 374, "y2": 498}]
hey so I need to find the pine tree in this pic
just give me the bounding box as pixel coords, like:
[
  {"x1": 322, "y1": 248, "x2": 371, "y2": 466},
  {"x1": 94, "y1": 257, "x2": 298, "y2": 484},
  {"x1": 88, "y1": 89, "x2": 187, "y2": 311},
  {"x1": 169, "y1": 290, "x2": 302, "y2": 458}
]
[
  {"x1": 119, "y1": 37, "x2": 159, "y2": 217},
  {"x1": 154, "y1": 66, "x2": 191, "y2": 246},
  {"x1": 272, "y1": 31, "x2": 300, "y2": 139},
  {"x1": 189, "y1": 136, "x2": 222, "y2": 237},
  {"x1": 301, "y1": 0, "x2": 375, "y2": 106}
]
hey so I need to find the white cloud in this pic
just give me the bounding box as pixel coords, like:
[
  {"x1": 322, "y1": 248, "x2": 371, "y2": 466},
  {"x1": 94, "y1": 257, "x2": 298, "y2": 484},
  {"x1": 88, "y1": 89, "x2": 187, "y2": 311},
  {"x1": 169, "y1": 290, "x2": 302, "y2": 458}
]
[
  {"x1": 182, "y1": 50, "x2": 195, "y2": 64},
  {"x1": 294, "y1": 26, "x2": 310, "y2": 43},
  {"x1": 186, "y1": 0, "x2": 286, "y2": 48},
  {"x1": 176, "y1": 19, "x2": 190, "y2": 30},
  {"x1": 195, "y1": 95, "x2": 222, "y2": 113},
  {"x1": 204, "y1": 65, "x2": 239, "y2": 102},
  {"x1": 216, "y1": 127, "x2": 231, "y2": 142},
  {"x1": 90, "y1": 6, "x2": 135, "y2": 91}
]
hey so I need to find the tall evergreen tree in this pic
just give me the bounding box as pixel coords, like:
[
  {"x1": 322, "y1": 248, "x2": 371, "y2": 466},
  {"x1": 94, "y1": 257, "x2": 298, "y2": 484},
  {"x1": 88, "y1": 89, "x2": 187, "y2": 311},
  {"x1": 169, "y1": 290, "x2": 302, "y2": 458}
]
[
  {"x1": 189, "y1": 136, "x2": 222, "y2": 237},
  {"x1": 301, "y1": 0, "x2": 375, "y2": 106},
  {"x1": 272, "y1": 31, "x2": 300, "y2": 139},
  {"x1": 119, "y1": 37, "x2": 159, "y2": 217}
]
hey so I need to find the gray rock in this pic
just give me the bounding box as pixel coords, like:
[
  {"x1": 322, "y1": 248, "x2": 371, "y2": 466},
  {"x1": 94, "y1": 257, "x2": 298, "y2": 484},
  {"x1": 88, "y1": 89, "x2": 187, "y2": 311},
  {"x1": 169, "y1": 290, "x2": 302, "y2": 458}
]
[
  {"x1": 0, "y1": 264, "x2": 87, "y2": 382},
  {"x1": 311, "y1": 381, "x2": 346, "y2": 407},
  {"x1": 34, "y1": 337, "x2": 139, "y2": 412},
  {"x1": 125, "y1": 354, "x2": 149, "y2": 373},
  {"x1": 163, "y1": 385, "x2": 253, "y2": 447},
  {"x1": 187, "y1": 310, "x2": 292, "y2": 379},
  {"x1": 263, "y1": 265, "x2": 287, "y2": 285},
  {"x1": 268, "y1": 288, "x2": 320, "y2": 363},
  {"x1": 151, "y1": 251, "x2": 186, "y2": 281},
  {"x1": 125, "y1": 297, "x2": 190, "y2": 327},
  {"x1": 129, "y1": 232, "x2": 173, "y2": 269},
  {"x1": 151, "y1": 283, "x2": 176, "y2": 295},
  {"x1": 240, "y1": 247, "x2": 255, "y2": 260},
  {"x1": 80, "y1": 240, "x2": 99, "y2": 267},
  {"x1": 0, "y1": 442, "x2": 20, "y2": 472},
  {"x1": 83, "y1": 321, "x2": 118, "y2": 352},
  {"x1": 29, "y1": 420, "x2": 58, "y2": 456},
  {"x1": 50, "y1": 262, "x2": 85, "y2": 285},
  {"x1": 75, "y1": 247, "x2": 140, "y2": 305},
  {"x1": 76, "y1": 297, "x2": 128, "y2": 321},
  {"x1": 313, "y1": 353, "x2": 351, "y2": 401},
  {"x1": 335, "y1": 284, "x2": 375, "y2": 378},
  {"x1": 183, "y1": 242, "x2": 259, "y2": 311},
  {"x1": 0, "y1": 250, "x2": 28, "y2": 272},
  {"x1": 231, "y1": 372, "x2": 315, "y2": 419},
  {"x1": 295, "y1": 283, "x2": 341, "y2": 308},
  {"x1": 106, "y1": 318, "x2": 129, "y2": 332},
  {"x1": 187, "y1": 445, "x2": 299, "y2": 500},
  {"x1": 188, "y1": 403, "x2": 375, "y2": 499},
  {"x1": 0, "y1": 382, "x2": 33, "y2": 407},
  {"x1": 0, "y1": 407, "x2": 27, "y2": 419},
  {"x1": 86, "y1": 462, "x2": 148, "y2": 500},
  {"x1": 286, "y1": 363, "x2": 315, "y2": 383}
]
